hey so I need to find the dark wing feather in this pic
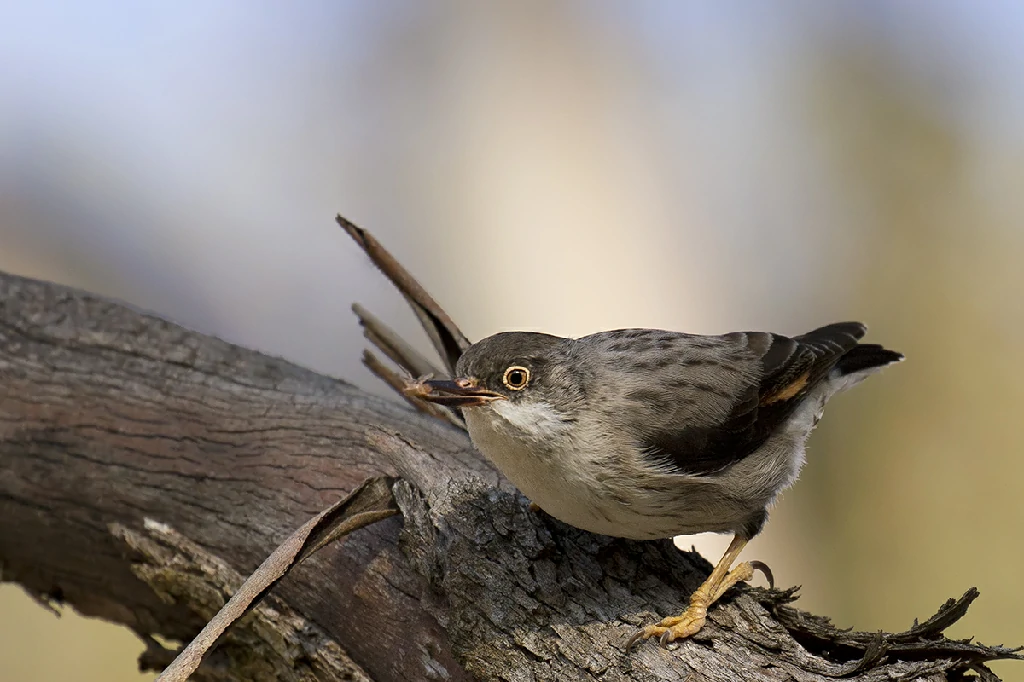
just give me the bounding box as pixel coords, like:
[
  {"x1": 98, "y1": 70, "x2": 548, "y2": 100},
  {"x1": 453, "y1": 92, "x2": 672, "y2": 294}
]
[{"x1": 641, "y1": 322, "x2": 868, "y2": 476}]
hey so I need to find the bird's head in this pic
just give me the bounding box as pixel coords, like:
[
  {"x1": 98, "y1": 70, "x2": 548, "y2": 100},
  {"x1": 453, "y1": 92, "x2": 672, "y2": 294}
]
[{"x1": 409, "y1": 332, "x2": 586, "y2": 433}]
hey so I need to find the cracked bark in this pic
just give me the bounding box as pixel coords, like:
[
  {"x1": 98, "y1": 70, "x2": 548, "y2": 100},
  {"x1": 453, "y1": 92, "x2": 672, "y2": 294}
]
[{"x1": 0, "y1": 270, "x2": 1018, "y2": 681}]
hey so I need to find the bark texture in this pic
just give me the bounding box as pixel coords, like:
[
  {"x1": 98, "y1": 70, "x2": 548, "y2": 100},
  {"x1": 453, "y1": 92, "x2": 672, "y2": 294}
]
[{"x1": 0, "y1": 271, "x2": 1017, "y2": 681}]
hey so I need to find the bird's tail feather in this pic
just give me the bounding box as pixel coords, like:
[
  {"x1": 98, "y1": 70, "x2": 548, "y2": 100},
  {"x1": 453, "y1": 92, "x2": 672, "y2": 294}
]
[{"x1": 836, "y1": 343, "x2": 904, "y2": 375}]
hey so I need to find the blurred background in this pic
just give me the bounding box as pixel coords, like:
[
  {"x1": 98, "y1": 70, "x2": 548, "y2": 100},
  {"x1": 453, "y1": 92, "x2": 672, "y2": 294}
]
[{"x1": 2, "y1": 1, "x2": 1023, "y2": 680}]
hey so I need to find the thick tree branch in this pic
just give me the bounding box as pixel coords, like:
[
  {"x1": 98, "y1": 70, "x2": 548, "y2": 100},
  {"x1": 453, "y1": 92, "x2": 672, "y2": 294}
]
[{"x1": 0, "y1": 270, "x2": 1018, "y2": 681}]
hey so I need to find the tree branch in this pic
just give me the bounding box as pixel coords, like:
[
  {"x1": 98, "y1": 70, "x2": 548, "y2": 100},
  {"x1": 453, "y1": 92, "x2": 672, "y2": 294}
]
[{"x1": 0, "y1": 270, "x2": 1018, "y2": 681}]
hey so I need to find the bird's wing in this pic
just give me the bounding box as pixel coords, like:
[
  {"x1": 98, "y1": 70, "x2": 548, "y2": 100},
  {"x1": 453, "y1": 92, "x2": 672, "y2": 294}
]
[{"x1": 633, "y1": 322, "x2": 869, "y2": 476}]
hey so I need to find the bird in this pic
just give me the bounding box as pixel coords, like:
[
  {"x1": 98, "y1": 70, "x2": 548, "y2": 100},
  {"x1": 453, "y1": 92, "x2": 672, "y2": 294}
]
[{"x1": 405, "y1": 321, "x2": 902, "y2": 648}]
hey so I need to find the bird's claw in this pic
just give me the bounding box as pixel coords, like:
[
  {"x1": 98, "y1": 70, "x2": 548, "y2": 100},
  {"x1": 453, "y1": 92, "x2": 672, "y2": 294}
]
[
  {"x1": 748, "y1": 560, "x2": 774, "y2": 589},
  {"x1": 624, "y1": 609, "x2": 707, "y2": 652},
  {"x1": 624, "y1": 625, "x2": 668, "y2": 652},
  {"x1": 658, "y1": 629, "x2": 679, "y2": 649},
  {"x1": 624, "y1": 629, "x2": 648, "y2": 652},
  {"x1": 625, "y1": 537, "x2": 773, "y2": 653}
]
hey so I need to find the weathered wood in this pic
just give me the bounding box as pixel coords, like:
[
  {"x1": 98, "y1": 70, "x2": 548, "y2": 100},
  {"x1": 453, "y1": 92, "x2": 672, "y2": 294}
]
[
  {"x1": 0, "y1": 271, "x2": 1018, "y2": 681},
  {"x1": 0, "y1": 272, "x2": 481, "y2": 681},
  {"x1": 151, "y1": 476, "x2": 402, "y2": 681}
]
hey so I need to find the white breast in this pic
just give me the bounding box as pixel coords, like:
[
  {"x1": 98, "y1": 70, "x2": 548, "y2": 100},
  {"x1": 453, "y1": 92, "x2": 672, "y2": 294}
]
[
  {"x1": 463, "y1": 402, "x2": 686, "y2": 539},
  {"x1": 464, "y1": 402, "x2": 578, "y2": 512}
]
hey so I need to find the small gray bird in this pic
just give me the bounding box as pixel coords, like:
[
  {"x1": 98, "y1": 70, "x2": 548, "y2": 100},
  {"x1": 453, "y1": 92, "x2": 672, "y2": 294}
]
[{"x1": 408, "y1": 321, "x2": 902, "y2": 647}]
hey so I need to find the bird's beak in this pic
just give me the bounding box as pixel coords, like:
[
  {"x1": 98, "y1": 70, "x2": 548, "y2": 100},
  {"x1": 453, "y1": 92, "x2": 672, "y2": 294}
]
[{"x1": 404, "y1": 377, "x2": 506, "y2": 408}]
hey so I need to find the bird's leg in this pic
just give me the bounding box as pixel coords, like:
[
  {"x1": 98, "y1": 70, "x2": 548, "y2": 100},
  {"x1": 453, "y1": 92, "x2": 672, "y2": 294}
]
[{"x1": 627, "y1": 535, "x2": 766, "y2": 649}]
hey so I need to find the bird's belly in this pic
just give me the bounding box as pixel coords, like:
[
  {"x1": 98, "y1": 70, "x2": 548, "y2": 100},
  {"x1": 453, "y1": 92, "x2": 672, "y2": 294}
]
[{"x1": 464, "y1": 410, "x2": 730, "y2": 540}]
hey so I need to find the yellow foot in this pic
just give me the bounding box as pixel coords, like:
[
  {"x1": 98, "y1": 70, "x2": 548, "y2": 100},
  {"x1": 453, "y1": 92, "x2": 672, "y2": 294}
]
[
  {"x1": 626, "y1": 604, "x2": 709, "y2": 650},
  {"x1": 625, "y1": 554, "x2": 773, "y2": 652},
  {"x1": 528, "y1": 501, "x2": 542, "y2": 513}
]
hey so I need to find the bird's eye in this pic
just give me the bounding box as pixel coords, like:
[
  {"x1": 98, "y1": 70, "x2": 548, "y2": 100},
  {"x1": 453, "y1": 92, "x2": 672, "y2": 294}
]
[{"x1": 502, "y1": 366, "x2": 530, "y2": 390}]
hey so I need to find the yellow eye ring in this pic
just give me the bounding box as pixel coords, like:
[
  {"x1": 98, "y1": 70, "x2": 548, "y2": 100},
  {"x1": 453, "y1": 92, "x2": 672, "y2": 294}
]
[{"x1": 502, "y1": 366, "x2": 530, "y2": 390}]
